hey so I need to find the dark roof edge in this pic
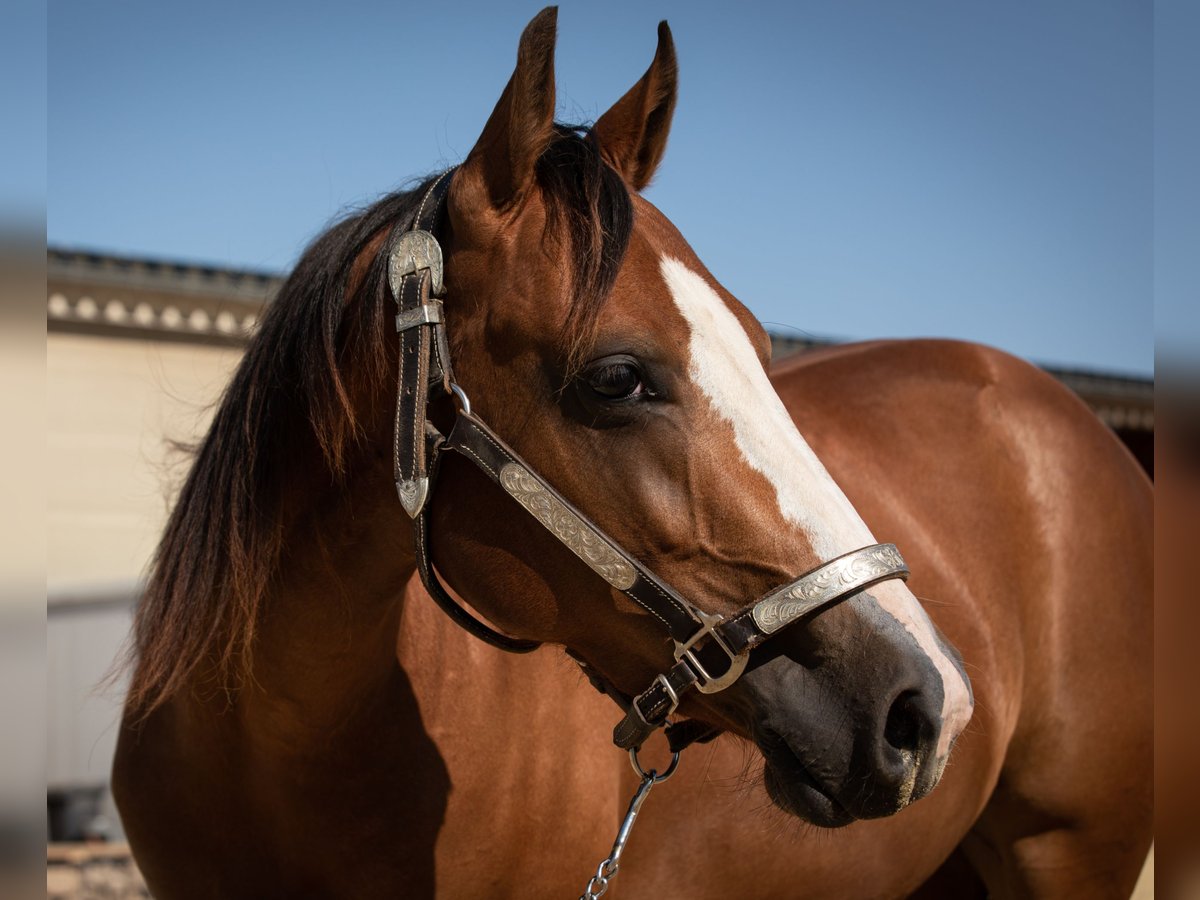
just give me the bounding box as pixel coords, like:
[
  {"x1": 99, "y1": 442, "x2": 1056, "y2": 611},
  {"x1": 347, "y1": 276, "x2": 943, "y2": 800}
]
[
  {"x1": 46, "y1": 247, "x2": 1154, "y2": 428},
  {"x1": 49, "y1": 246, "x2": 284, "y2": 285}
]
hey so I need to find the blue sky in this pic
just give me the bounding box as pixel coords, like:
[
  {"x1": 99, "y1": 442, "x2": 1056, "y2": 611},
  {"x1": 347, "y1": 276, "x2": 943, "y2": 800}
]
[
  {"x1": 48, "y1": 1, "x2": 1153, "y2": 376},
  {"x1": 2, "y1": 0, "x2": 46, "y2": 224}
]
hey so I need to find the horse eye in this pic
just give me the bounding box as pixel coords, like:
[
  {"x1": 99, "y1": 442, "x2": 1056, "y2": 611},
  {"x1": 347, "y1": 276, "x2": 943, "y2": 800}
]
[{"x1": 585, "y1": 361, "x2": 644, "y2": 401}]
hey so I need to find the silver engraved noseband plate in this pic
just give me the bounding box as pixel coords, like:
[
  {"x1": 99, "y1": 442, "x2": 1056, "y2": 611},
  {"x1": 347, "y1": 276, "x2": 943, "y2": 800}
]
[{"x1": 751, "y1": 543, "x2": 909, "y2": 634}]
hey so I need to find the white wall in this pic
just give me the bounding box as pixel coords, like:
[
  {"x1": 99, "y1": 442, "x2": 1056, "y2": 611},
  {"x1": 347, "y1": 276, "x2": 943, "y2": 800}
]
[{"x1": 46, "y1": 331, "x2": 242, "y2": 837}]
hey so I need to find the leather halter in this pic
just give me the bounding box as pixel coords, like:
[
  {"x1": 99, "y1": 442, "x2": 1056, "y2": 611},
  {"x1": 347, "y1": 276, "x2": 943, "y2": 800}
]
[{"x1": 389, "y1": 171, "x2": 911, "y2": 751}]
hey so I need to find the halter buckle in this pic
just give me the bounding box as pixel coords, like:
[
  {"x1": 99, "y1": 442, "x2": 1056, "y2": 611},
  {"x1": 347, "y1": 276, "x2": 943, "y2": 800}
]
[
  {"x1": 395, "y1": 300, "x2": 443, "y2": 333},
  {"x1": 388, "y1": 229, "x2": 445, "y2": 297},
  {"x1": 673, "y1": 607, "x2": 749, "y2": 695},
  {"x1": 652, "y1": 673, "x2": 680, "y2": 718}
]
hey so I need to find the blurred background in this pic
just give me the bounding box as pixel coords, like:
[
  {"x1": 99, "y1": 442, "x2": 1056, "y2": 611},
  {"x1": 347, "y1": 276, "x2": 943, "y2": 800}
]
[{"x1": 31, "y1": 0, "x2": 1171, "y2": 895}]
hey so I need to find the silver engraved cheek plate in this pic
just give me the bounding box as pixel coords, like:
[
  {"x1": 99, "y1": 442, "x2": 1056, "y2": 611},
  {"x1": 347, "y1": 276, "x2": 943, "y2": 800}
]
[{"x1": 499, "y1": 462, "x2": 638, "y2": 591}]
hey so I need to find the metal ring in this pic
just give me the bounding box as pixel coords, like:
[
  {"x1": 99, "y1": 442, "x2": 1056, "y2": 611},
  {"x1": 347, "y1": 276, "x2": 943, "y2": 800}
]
[
  {"x1": 448, "y1": 383, "x2": 472, "y2": 416},
  {"x1": 628, "y1": 745, "x2": 680, "y2": 783}
]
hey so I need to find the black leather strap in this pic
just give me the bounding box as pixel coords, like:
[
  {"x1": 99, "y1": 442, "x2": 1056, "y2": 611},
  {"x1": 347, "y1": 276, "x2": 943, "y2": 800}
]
[
  {"x1": 413, "y1": 504, "x2": 540, "y2": 654},
  {"x1": 412, "y1": 169, "x2": 454, "y2": 235},
  {"x1": 411, "y1": 172, "x2": 456, "y2": 393},
  {"x1": 391, "y1": 170, "x2": 540, "y2": 654},
  {"x1": 388, "y1": 171, "x2": 455, "y2": 517},
  {"x1": 567, "y1": 650, "x2": 722, "y2": 753},
  {"x1": 666, "y1": 719, "x2": 723, "y2": 753},
  {"x1": 391, "y1": 266, "x2": 435, "y2": 515},
  {"x1": 443, "y1": 412, "x2": 705, "y2": 644},
  {"x1": 611, "y1": 658, "x2": 699, "y2": 749}
]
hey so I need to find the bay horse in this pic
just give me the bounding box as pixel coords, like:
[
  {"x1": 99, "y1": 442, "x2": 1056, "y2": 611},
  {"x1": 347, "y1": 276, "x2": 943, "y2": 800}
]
[{"x1": 113, "y1": 9, "x2": 1152, "y2": 898}]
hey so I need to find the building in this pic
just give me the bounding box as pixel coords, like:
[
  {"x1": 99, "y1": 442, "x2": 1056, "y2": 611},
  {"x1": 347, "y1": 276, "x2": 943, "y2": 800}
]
[{"x1": 47, "y1": 250, "x2": 265, "y2": 842}]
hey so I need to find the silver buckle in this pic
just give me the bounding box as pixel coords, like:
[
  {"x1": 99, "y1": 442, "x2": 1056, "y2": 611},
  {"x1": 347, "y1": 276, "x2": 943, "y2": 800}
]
[
  {"x1": 388, "y1": 229, "x2": 445, "y2": 297},
  {"x1": 394, "y1": 300, "x2": 443, "y2": 333},
  {"x1": 653, "y1": 673, "x2": 680, "y2": 718},
  {"x1": 672, "y1": 607, "x2": 748, "y2": 694}
]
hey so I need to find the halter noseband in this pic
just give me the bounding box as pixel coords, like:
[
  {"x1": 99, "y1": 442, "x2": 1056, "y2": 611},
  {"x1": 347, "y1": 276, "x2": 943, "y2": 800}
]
[{"x1": 389, "y1": 171, "x2": 910, "y2": 751}]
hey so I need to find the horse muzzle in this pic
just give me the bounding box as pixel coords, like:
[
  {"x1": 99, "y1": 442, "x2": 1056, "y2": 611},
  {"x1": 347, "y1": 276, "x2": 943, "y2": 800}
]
[{"x1": 738, "y1": 589, "x2": 956, "y2": 825}]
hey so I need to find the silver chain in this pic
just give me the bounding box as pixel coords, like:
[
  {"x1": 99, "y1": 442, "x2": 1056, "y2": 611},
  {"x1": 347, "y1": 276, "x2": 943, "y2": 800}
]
[{"x1": 579, "y1": 747, "x2": 681, "y2": 900}]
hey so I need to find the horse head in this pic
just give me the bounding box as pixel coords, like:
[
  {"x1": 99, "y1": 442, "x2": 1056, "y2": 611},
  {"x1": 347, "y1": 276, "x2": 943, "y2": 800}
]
[{"x1": 412, "y1": 8, "x2": 972, "y2": 826}]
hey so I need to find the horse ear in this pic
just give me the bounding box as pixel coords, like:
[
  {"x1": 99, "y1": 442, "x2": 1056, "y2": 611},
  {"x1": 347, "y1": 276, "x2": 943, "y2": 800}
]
[
  {"x1": 593, "y1": 21, "x2": 677, "y2": 192},
  {"x1": 455, "y1": 7, "x2": 558, "y2": 212}
]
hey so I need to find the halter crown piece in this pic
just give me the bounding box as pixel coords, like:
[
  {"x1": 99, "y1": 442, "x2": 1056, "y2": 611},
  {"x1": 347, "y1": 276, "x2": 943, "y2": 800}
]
[{"x1": 389, "y1": 170, "x2": 911, "y2": 753}]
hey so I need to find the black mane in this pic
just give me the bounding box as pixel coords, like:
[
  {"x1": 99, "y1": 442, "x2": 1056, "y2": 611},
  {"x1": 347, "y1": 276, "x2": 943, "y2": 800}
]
[{"x1": 126, "y1": 125, "x2": 633, "y2": 715}]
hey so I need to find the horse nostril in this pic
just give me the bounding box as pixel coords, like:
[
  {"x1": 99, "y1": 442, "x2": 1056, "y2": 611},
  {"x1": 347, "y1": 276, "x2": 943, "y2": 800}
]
[{"x1": 883, "y1": 690, "x2": 923, "y2": 754}]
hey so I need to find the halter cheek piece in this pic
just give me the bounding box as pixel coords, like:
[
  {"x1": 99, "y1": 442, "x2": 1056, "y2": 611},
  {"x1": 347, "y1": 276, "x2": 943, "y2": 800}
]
[{"x1": 390, "y1": 170, "x2": 910, "y2": 751}]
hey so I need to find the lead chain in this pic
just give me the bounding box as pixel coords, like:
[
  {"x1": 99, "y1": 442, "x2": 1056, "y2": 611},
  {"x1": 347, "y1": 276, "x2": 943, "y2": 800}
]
[{"x1": 579, "y1": 747, "x2": 680, "y2": 900}]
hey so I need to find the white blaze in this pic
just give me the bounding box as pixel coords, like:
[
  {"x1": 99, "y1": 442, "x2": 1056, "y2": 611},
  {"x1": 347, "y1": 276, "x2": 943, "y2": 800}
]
[{"x1": 660, "y1": 256, "x2": 972, "y2": 757}]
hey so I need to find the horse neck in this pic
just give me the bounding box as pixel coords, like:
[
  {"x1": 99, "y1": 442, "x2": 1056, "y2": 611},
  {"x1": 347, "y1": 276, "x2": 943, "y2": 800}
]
[{"x1": 237, "y1": 445, "x2": 417, "y2": 742}]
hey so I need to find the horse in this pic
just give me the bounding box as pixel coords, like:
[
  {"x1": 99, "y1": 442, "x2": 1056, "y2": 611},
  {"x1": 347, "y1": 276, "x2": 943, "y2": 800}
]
[{"x1": 112, "y1": 9, "x2": 1152, "y2": 898}]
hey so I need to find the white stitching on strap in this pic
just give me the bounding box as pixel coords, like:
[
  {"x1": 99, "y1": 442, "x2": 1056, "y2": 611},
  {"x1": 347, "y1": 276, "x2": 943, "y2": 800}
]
[
  {"x1": 464, "y1": 419, "x2": 686, "y2": 628},
  {"x1": 414, "y1": 170, "x2": 451, "y2": 232},
  {"x1": 456, "y1": 445, "x2": 497, "y2": 480}
]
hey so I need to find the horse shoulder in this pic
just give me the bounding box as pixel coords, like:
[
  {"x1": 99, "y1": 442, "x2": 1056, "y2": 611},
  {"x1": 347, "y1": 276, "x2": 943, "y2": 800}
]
[
  {"x1": 772, "y1": 337, "x2": 1151, "y2": 728},
  {"x1": 773, "y1": 338, "x2": 1152, "y2": 895},
  {"x1": 396, "y1": 577, "x2": 630, "y2": 896}
]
